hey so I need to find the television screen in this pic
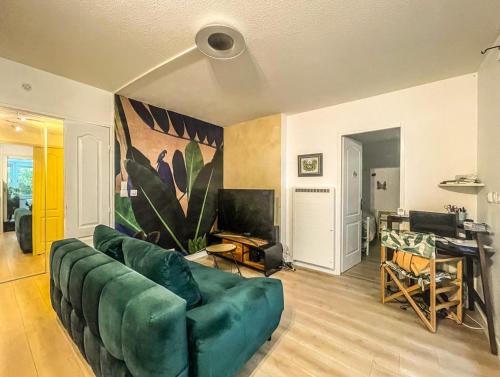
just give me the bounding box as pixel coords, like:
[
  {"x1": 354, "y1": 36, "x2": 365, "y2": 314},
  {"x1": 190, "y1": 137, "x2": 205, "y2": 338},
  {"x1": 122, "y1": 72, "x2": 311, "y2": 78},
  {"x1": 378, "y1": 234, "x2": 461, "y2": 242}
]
[
  {"x1": 409, "y1": 210, "x2": 457, "y2": 238},
  {"x1": 218, "y1": 189, "x2": 275, "y2": 241}
]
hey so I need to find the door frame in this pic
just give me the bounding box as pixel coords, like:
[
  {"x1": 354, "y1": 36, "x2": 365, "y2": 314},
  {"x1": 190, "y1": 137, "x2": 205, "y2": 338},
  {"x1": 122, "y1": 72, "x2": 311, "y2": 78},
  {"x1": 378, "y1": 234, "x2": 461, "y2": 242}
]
[
  {"x1": 0, "y1": 101, "x2": 113, "y2": 283},
  {"x1": 337, "y1": 124, "x2": 405, "y2": 274},
  {"x1": 0, "y1": 150, "x2": 33, "y2": 234}
]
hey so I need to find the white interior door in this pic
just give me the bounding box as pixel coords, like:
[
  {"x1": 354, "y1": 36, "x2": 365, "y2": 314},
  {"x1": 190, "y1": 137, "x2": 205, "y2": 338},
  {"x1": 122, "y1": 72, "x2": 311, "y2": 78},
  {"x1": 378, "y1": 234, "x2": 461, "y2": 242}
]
[
  {"x1": 342, "y1": 137, "x2": 362, "y2": 272},
  {"x1": 64, "y1": 122, "x2": 111, "y2": 242}
]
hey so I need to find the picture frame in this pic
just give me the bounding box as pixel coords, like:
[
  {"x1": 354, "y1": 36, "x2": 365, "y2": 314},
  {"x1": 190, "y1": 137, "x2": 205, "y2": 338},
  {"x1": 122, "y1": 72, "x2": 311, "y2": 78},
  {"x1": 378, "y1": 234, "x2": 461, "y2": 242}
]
[{"x1": 298, "y1": 153, "x2": 323, "y2": 177}]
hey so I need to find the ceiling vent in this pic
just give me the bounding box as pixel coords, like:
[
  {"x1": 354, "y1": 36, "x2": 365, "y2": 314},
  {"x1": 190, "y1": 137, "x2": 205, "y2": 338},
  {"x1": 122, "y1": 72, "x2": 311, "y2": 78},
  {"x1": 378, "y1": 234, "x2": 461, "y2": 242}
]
[{"x1": 195, "y1": 24, "x2": 245, "y2": 60}]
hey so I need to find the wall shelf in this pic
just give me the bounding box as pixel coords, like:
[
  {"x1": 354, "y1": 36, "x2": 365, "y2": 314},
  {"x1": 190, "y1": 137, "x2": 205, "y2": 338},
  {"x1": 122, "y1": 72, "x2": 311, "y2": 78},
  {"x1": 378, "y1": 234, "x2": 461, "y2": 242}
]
[{"x1": 438, "y1": 183, "x2": 484, "y2": 187}]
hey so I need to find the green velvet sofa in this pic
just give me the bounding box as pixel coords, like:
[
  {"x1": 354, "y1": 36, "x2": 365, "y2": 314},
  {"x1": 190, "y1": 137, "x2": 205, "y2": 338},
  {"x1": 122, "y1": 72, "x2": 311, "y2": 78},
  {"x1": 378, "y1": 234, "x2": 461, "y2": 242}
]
[
  {"x1": 14, "y1": 207, "x2": 32, "y2": 253},
  {"x1": 50, "y1": 226, "x2": 284, "y2": 377}
]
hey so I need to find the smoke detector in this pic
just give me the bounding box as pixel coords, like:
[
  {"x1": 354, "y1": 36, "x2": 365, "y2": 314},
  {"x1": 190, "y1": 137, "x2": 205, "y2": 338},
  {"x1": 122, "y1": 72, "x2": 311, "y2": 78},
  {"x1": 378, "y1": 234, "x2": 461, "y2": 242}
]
[{"x1": 195, "y1": 24, "x2": 245, "y2": 60}]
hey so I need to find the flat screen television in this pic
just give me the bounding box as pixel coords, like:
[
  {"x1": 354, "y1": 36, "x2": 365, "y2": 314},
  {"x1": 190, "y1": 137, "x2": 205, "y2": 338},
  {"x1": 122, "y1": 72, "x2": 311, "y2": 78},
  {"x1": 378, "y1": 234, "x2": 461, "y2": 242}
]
[
  {"x1": 409, "y1": 210, "x2": 457, "y2": 238},
  {"x1": 217, "y1": 189, "x2": 275, "y2": 241}
]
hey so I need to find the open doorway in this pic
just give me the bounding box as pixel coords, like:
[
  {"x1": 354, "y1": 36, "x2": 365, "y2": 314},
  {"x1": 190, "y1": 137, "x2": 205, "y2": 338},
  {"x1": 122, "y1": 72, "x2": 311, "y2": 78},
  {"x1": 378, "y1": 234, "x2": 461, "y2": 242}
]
[
  {"x1": 0, "y1": 106, "x2": 64, "y2": 282},
  {"x1": 341, "y1": 127, "x2": 401, "y2": 281}
]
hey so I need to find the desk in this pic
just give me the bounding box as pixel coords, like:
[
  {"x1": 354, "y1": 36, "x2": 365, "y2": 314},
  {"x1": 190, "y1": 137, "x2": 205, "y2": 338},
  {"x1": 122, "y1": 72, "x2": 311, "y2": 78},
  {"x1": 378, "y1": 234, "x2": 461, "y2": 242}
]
[
  {"x1": 436, "y1": 233, "x2": 497, "y2": 355},
  {"x1": 387, "y1": 215, "x2": 497, "y2": 355}
]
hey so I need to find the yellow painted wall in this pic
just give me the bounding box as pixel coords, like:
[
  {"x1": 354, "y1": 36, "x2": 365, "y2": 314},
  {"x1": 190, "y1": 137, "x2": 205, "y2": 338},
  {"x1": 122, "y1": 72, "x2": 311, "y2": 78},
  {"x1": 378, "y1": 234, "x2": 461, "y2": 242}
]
[{"x1": 223, "y1": 114, "x2": 282, "y2": 224}]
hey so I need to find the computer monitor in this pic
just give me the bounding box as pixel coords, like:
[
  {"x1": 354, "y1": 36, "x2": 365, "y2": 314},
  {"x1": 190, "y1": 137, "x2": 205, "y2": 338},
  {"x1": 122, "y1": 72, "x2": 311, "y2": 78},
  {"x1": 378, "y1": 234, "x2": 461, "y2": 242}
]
[{"x1": 409, "y1": 211, "x2": 457, "y2": 238}]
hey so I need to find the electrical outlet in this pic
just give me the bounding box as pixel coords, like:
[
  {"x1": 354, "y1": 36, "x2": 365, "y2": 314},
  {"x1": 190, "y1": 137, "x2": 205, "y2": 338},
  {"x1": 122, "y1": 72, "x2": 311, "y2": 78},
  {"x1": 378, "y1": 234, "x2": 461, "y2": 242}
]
[
  {"x1": 120, "y1": 189, "x2": 128, "y2": 198},
  {"x1": 130, "y1": 189, "x2": 138, "y2": 197},
  {"x1": 120, "y1": 181, "x2": 128, "y2": 190}
]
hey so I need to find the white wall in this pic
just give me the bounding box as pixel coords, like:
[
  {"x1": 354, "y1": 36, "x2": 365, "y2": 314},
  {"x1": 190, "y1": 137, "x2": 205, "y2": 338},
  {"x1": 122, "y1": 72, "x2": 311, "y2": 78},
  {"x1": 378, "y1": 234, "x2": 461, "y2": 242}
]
[
  {"x1": 0, "y1": 57, "x2": 113, "y2": 126},
  {"x1": 0, "y1": 57, "x2": 114, "y2": 241},
  {"x1": 477, "y1": 34, "x2": 500, "y2": 346},
  {"x1": 361, "y1": 138, "x2": 400, "y2": 211},
  {"x1": 285, "y1": 74, "x2": 478, "y2": 274}
]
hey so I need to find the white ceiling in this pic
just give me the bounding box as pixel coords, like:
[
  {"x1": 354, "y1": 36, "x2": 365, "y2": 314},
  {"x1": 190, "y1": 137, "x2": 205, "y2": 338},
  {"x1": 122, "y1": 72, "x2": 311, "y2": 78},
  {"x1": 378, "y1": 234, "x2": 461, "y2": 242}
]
[{"x1": 0, "y1": 1, "x2": 499, "y2": 126}]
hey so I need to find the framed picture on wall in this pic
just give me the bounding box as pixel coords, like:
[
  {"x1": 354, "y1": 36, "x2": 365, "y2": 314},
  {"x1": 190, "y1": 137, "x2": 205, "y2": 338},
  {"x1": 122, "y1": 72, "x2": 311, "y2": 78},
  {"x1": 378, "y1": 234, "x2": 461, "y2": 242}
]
[{"x1": 298, "y1": 153, "x2": 323, "y2": 177}]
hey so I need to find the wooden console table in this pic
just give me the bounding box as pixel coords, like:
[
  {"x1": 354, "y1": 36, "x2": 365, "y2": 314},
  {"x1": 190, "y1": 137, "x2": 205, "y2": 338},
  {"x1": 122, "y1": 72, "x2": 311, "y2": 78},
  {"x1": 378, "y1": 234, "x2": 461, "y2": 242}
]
[{"x1": 210, "y1": 232, "x2": 283, "y2": 276}]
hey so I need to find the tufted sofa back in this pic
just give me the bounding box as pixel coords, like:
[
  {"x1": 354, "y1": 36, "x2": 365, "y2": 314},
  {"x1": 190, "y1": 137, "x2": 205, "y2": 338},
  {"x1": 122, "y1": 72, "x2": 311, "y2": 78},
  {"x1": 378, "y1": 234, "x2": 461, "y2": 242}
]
[{"x1": 50, "y1": 238, "x2": 189, "y2": 377}]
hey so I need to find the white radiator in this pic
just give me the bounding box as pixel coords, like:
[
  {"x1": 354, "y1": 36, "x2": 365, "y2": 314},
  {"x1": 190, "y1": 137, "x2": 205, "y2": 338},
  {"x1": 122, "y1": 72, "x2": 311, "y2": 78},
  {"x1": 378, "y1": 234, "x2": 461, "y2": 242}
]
[{"x1": 292, "y1": 187, "x2": 335, "y2": 269}]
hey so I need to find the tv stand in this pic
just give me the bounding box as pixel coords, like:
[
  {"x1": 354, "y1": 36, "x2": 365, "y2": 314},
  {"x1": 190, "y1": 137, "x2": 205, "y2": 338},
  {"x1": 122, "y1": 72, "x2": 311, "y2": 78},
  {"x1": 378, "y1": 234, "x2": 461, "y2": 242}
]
[{"x1": 210, "y1": 232, "x2": 283, "y2": 276}]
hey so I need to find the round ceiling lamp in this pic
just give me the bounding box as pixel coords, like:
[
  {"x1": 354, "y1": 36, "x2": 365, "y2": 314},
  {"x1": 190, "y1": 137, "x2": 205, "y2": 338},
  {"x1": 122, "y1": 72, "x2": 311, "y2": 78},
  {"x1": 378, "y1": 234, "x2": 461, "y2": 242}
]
[{"x1": 195, "y1": 24, "x2": 246, "y2": 60}]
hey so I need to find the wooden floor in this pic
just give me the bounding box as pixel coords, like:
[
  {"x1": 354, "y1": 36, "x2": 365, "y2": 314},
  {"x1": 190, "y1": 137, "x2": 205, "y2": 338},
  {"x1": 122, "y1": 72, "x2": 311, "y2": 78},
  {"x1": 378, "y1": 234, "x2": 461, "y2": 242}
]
[
  {"x1": 343, "y1": 239, "x2": 381, "y2": 283},
  {"x1": 1, "y1": 255, "x2": 499, "y2": 377},
  {"x1": 0, "y1": 232, "x2": 46, "y2": 283}
]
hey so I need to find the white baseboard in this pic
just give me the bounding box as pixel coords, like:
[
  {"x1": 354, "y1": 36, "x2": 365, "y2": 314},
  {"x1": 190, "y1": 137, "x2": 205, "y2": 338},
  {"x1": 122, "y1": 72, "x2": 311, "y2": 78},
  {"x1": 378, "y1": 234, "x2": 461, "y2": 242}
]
[
  {"x1": 293, "y1": 260, "x2": 338, "y2": 275},
  {"x1": 185, "y1": 251, "x2": 207, "y2": 261}
]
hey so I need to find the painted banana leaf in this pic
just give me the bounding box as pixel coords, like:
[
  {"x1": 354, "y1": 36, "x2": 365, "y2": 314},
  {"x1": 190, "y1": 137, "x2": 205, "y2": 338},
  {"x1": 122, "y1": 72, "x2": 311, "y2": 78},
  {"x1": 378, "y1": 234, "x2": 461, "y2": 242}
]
[
  {"x1": 115, "y1": 95, "x2": 132, "y2": 149},
  {"x1": 184, "y1": 141, "x2": 204, "y2": 199},
  {"x1": 114, "y1": 138, "x2": 121, "y2": 177},
  {"x1": 148, "y1": 104, "x2": 169, "y2": 133},
  {"x1": 184, "y1": 116, "x2": 198, "y2": 140},
  {"x1": 128, "y1": 146, "x2": 154, "y2": 171},
  {"x1": 186, "y1": 149, "x2": 223, "y2": 245},
  {"x1": 115, "y1": 193, "x2": 142, "y2": 233},
  {"x1": 130, "y1": 98, "x2": 154, "y2": 129},
  {"x1": 125, "y1": 159, "x2": 187, "y2": 252},
  {"x1": 196, "y1": 121, "x2": 208, "y2": 143},
  {"x1": 172, "y1": 150, "x2": 187, "y2": 194},
  {"x1": 167, "y1": 110, "x2": 185, "y2": 137}
]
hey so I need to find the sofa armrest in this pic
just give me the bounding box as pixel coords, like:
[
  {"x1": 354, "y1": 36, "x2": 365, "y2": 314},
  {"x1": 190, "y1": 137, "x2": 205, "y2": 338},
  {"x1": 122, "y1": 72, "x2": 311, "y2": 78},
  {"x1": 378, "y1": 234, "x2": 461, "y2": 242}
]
[{"x1": 186, "y1": 277, "x2": 284, "y2": 377}]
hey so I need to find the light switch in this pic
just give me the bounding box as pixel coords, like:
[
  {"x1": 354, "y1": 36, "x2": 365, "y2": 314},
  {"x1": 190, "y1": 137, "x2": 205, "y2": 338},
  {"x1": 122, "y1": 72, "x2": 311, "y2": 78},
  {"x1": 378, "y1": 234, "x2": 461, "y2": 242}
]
[
  {"x1": 120, "y1": 189, "x2": 128, "y2": 198},
  {"x1": 130, "y1": 189, "x2": 138, "y2": 197},
  {"x1": 487, "y1": 192, "x2": 500, "y2": 204},
  {"x1": 120, "y1": 181, "x2": 128, "y2": 190}
]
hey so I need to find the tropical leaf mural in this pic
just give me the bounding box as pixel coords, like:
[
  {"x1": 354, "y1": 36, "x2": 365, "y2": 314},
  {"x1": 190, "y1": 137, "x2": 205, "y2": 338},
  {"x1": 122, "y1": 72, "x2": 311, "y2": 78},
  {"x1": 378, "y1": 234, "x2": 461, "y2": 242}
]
[{"x1": 114, "y1": 95, "x2": 223, "y2": 254}]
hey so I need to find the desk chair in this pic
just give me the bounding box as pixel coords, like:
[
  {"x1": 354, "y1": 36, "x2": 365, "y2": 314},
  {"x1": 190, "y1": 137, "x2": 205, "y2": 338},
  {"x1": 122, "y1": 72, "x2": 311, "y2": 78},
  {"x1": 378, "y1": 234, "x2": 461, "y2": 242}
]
[{"x1": 380, "y1": 229, "x2": 463, "y2": 332}]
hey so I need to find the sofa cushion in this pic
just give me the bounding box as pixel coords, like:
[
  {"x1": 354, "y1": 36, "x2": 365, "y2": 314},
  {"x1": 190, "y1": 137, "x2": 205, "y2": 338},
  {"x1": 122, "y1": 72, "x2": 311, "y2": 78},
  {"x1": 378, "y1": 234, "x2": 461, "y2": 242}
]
[
  {"x1": 94, "y1": 224, "x2": 130, "y2": 263},
  {"x1": 186, "y1": 277, "x2": 284, "y2": 377},
  {"x1": 122, "y1": 238, "x2": 202, "y2": 310},
  {"x1": 187, "y1": 261, "x2": 243, "y2": 303}
]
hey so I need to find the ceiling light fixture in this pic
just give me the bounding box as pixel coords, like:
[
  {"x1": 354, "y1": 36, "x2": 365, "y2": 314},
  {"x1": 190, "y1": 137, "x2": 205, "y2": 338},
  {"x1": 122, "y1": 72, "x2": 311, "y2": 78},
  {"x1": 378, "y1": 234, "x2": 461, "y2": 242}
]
[
  {"x1": 14, "y1": 125, "x2": 22, "y2": 132},
  {"x1": 195, "y1": 24, "x2": 246, "y2": 60}
]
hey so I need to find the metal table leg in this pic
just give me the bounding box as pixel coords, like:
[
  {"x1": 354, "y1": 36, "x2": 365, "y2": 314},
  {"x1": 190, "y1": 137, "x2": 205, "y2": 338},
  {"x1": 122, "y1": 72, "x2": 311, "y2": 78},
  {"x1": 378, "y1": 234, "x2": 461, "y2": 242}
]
[
  {"x1": 230, "y1": 251, "x2": 242, "y2": 276},
  {"x1": 476, "y1": 233, "x2": 498, "y2": 355}
]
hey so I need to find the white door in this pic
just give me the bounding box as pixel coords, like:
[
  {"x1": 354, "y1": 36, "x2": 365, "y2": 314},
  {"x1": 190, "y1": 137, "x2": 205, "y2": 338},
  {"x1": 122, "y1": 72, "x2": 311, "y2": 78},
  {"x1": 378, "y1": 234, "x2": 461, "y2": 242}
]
[
  {"x1": 342, "y1": 137, "x2": 362, "y2": 272},
  {"x1": 64, "y1": 122, "x2": 111, "y2": 242}
]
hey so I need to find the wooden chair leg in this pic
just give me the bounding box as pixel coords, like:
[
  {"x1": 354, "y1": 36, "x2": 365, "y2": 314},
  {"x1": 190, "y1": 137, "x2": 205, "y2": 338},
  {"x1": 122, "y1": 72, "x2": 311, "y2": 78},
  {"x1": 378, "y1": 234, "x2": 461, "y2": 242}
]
[
  {"x1": 380, "y1": 246, "x2": 387, "y2": 304},
  {"x1": 429, "y1": 259, "x2": 437, "y2": 332},
  {"x1": 385, "y1": 267, "x2": 434, "y2": 332}
]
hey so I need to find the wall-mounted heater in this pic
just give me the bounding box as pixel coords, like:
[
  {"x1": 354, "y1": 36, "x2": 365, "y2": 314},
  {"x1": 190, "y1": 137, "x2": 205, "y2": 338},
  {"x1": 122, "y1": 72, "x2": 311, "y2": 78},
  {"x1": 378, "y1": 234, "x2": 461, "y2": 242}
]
[{"x1": 292, "y1": 187, "x2": 335, "y2": 269}]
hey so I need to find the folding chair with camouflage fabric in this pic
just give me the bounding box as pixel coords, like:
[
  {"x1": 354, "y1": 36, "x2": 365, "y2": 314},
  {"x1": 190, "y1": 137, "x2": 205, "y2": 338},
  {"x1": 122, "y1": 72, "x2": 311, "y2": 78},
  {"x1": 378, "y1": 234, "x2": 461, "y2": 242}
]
[{"x1": 380, "y1": 229, "x2": 463, "y2": 332}]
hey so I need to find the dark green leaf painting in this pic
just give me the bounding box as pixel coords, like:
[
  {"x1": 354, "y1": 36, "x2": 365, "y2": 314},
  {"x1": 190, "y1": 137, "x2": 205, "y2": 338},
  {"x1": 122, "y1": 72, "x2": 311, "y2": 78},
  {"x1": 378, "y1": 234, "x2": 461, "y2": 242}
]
[{"x1": 114, "y1": 95, "x2": 223, "y2": 254}]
